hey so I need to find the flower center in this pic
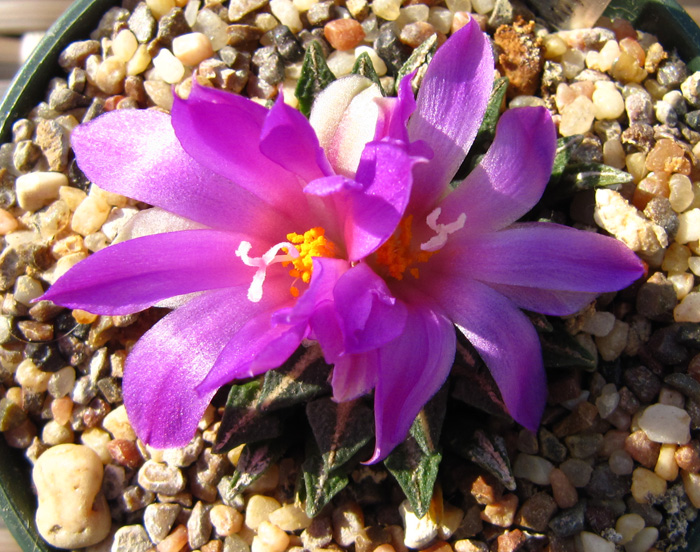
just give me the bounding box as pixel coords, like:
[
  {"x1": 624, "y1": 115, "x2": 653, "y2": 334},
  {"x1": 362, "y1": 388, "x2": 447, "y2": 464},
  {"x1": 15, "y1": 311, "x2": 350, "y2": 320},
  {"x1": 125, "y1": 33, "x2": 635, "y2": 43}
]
[
  {"x1": 375, "y1": 208, "x2": 466, "y2": 281},
  {"x1": 283, "y1": 228, "x2": 338, "y2": 297},
  {"x1": 236, "y1": 227, "x2": 337, "y2": 302}
]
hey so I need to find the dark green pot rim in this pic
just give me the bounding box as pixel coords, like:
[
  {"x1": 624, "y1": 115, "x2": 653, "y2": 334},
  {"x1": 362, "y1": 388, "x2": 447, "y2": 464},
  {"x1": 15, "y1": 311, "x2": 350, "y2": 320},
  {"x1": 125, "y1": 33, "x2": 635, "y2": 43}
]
[{"x1": 0, "y1": 0, "x2": 699, "y2": 550}]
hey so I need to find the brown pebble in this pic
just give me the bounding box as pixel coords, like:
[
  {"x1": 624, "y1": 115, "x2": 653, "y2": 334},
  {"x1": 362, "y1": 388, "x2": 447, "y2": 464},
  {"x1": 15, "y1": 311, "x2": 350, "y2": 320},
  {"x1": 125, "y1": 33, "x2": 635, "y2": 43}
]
[
  {"x1": 421, "y1": 541, "x2": 453, "y2": 552},
  {"x1": 107, "y1": 439, "x2": 142, "y2": 469},
  {"x1": 625, "y1": 430, "x2": 661, "y2": 468},
  {"x1": 324, "y1": 19, "x2": 365, "y2": 51},
  {"x1": 480, "y1": 494, "x2": 518, "y2": 527},
  {"x1": 675, "y1": 441, "x2": 700, "y2": 472},
  {"x1": 549, "y1": 469, "x2": 578, "y2": 509},
  {"x1": 17, "y1": 320, "x2": 54, "y2": 342},
  {"x1": 201, "y1": 540, "x2": 224, "y2": 552},
  {"x1": 469, "y1": 473, "x2": 503, "y2": 505},
  {"x1": 515, "y1": 492, "x2": 557, "y2": 532},
  {"x1": 496, "y1": 529, "x2": 527, "y2": 552},
  {"x1": 553, "y1": 401, "x2": 599, "y2": 437},
  {"x1": 399, "y1": 22, "x2": 438, "y2": 48},
  {"x1": 645, "y1": 139, "x2": 691, "y2": 175}
]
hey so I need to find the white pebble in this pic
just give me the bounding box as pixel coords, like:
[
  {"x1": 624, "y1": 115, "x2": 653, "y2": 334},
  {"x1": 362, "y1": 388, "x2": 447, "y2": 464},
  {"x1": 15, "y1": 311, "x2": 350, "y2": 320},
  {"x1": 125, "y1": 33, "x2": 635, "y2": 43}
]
[
  {"x1": 16, "y1": 359, "x2": 51, "y2": 393},
  {"x1": 582, "y1": 311, "x2": 616, "y2": 336},
  {"x1": 446, "y1": 0, "x2": 471, "y2": 12},
  {"x1": 669, "y1": 173, "x2": 694, "y2": 213},
  {"x1": 193, "y1": 8, "x2": 229, "y2": 50},
  {"x1": 674, "y1": 292, "x2": 700, "y2": 322},
  {"x1": 579, "y1": 531, "x2": 615, "y2": 552},
  {"x1": 615, "y1": 513, "x2": 645, "y2": 544},
  {"x1": 676, "y1": 208, "x2": 700, "y2": 243},
  {"x1": 624, "y1": 527, "x2": 658, "y2": 552},
  {"x1": 428, "y1": 7, "x2": 453, "y2": 34},
  {"x1": 593, "y1": 81, "x2": 625, "y2": 120},
  {"x1": 689, "y1": 257, "x2": 700, "y2": 276},
  {"x1": 33, "y1": 444, "x2": 111, "y2": 548},
  {"x1": 14, "y1": 275, "x2": 44, "y2": 306},
  {"x1": 269, "y1": 0, "x2": 303, "y2": 33},
  {"x1": 372, "y1": 0, "x2": 401, "y2": 20},
  {"x1": 638, "y1": 403, "x2": 691, "y2": 444},
  {"x1": 101, "y1": 207, "x2": 139, "y2": 241},
  {"x1": 560, "y1": 95, "x2": 595, "y2": 136},
  {"x1": 16, "y1": 172, "x2": 66, "y2": 212},
  {"x1": 326, "y1": 50, "x2": 356, "y2": 77},
  {"x1": 471, "y1": 0, "x2": 494, "y2": 14},
  {"x1": 71, "y1": 195, "x2": 111, "y2": 236},
  {"x1": 152, "y1": 48, "x2": 186, "y2": 84},
  {"x1": 172, "y1": 32, "x2": 214, "y2": 66},
  {"x1": 112, "y1": 29, "x2": 138, "y2": 63},
  {"x1": 399, "y1": 500, "x2": 438, "y2": 549},
  {"x1": 512, "y1": 453, "x2": 554, "y2": 485},
  {"x1": 668, "y1": 271, "x2": 694, "y2": 300}
]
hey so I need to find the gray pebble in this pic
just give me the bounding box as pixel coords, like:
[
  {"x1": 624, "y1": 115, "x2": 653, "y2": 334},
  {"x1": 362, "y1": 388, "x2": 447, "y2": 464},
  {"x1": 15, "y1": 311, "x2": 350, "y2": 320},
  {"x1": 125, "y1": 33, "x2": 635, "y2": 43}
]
[
  {"x1": 71, "y1": 375, "x2": 98, "y2": 405},
  {"x1": 374, "y1": 22, "x2": 409, "y2": 77},
  {"x1": 626, "y1": 93, "x2": 654, "y2": 125},
  {"x1": 252, "y1": 46, "x2": 285, "y2": 84},
  {"x1": 13, "y1": 140, "x2": 41, "y2": 172},
  {"x1": 564, "y1": 433, "x2": 603, "y2": 459},
  {"x1": 302, "y1": 515, "x2": 333, "y2": 549},
  {"x1": 644, "y1": 197, "x2": 679, "y2": 240},
  {"x1": 307, "y1": 1, "x2": 335, "y2": 26},
  {"x1": 229, "y1": 0, "x2": 268, "y2": 21},
  {"x1": 682, "y1": 71, "x2": 700, "y2": 107},
  {"x1": 539, "y1": 428, "x2": 567, "y2": 463},
  {"x1": 112, "y1": 524, "x2": 153, "y2": 552},
  {"x1": 144, "y1": 502, "x2": 180, "y2": 543},
  {"x1": 188, "y1": 501, "x2": 213, "y2": 549},
  {"x1": 655, "y1": 100, "x2": 678, "y2": 126},
  {"x1": 58, "y1": 40, "x2": 101, "y2": 70},
  {"x1": 541, "y1": 61, "x2": 565, "y2": 94},
  {"x1": 585, "y1": 465, "x2": 630, "y2": 500},
  {"x1": 658, "y1": 57, "x2": 688, "y2": 88},
  {"x1": 12, "y1": 119, "x2": 33, "y2": 142},
  {"x1": 636, "y1": 273, "x2": 677, "y2": 322},
  {"x1": 118, "y1": 485, "x2": 156, "y2": 512},
  {"x1": 647, "y1": 325, "x2": 689, "y2": 365},
  {"x1": 621, "y1": 122, "x2": 655, "y2": 152},
  {"x1": 48, "y1": 87, "x2": 90, "y2": 112},
  {"x1": 623, "y1": 365, "x2": 661, "y2": 403},
  {"x1": 129, "y1": 2, "x2": 157, "y2": 43},
  {"x1": 92, "y1": 6, "x2": 130, "y2": 40},
  {"x1": 138, "y1": 460, "x2": 186, "y2": 495},
  {"x1": 487, "y1": 0, "x2": 514, "y2": 29},
  {"x1": 548, "y1": 500, "x2": 586, "y2": 537},
  {"x1": 97, "y1": 377, "x2": 123, "y2": 404},
  {"x1": 271, "y1": 25, "x2": 304, "y2": 62},
  {"x1": 102, "y1": 464, "x2": 126, "y2": 500}
]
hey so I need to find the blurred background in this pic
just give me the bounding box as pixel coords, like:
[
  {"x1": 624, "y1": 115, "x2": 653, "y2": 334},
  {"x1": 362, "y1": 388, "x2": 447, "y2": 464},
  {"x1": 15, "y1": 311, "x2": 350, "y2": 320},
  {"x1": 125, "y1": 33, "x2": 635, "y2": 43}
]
[{"x1": 0, "y1": 0, "x2": 699, "y2": 550}]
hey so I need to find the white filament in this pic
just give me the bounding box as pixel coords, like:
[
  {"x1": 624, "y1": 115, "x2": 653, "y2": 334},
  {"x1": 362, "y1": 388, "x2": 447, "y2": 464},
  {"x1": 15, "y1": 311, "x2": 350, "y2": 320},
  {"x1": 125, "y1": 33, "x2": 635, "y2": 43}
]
[
  {"x1": 236, "y1": 241, "x2": 299, "y2": 302},
  {"x1": 420, "y1": 208, "x2": 467, "y2": 252}
]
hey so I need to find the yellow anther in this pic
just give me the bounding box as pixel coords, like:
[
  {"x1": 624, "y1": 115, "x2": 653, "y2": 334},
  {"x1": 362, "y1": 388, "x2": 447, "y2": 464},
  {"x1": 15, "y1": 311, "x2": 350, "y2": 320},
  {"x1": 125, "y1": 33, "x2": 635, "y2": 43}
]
[
  {"x1": 283, "y1": 227, "x2": 337, "y2": 296},
  {"x1": 375, "y1": 216, "x2": 433, "y2": 281}
]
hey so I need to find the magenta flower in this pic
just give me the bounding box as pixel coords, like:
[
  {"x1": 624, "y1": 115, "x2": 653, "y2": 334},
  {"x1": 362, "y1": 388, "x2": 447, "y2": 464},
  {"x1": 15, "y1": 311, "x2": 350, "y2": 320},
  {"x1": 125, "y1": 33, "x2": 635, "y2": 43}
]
[{"x1": 42, "y1": 19, "x2": 643, "y2": 461}]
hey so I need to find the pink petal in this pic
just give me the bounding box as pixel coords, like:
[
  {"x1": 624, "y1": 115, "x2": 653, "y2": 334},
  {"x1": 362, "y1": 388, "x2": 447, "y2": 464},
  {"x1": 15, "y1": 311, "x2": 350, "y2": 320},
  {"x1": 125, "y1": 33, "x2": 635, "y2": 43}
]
[
  {"x1": 123, "y1": 287, "x2": 256, "y2": 447},
  {"x1": 333, "y1": 263, "x2": 407, "y2": 354},
  {"x1": 331, "y1": 350, "x2": 379, "y2": 402},
  {"x1": 406, "y1": 17, "x2": 493, "y2": 211},
  {"x1": 429, "y1": 276, "x2": 546, "y2": 431},
  {"x1": 369, "y1": 302, "x2": 455, "y2": 463},
  {"x1": 439, "y1": 107, "x2": 557, "y2": 232},
  {"x1": 447, "y1": 222, "x2": 644, "y2": 293},
  {"x1": 488, "y1": 283, "x2": 597, "y2": 316},
  {"x1": 171, "y1": 84, "x2": 310, "y2": 226},
  {"x1": 71, "y1": 109, "x2": 287, "y2": 239},
  {"x1": 40, "y1": 230, "x2": 252, "y2": 315},
  {"x1": 260, "y1": 94, "x2": 334, "y2": 183},
  {"x1": 345, "y1": 141, "x2": 417, "y2": 260}
]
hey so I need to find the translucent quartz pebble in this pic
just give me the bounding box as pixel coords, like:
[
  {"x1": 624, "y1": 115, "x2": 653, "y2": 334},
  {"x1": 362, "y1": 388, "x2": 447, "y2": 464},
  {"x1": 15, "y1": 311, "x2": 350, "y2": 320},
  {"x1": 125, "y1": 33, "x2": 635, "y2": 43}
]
[
  {"x1": 593, "y1": 81, "x2": 625, "y2": 120},
  {"x1": 674, "y1": 292, "x2": 700, "y2": 322},
  {"x1": 669, "y1": 173, "x2": 694, "y2": 212},
  {"x1": 579, "y1": 531, "x2": 615, "y2": 552},
  {"x1": 112, "y1": 29, "x2": 138, "y2": 63},
  {"x1": 194, "y1": 8, "x2": 230, "y2": 50},
  {"x1": 677, "y1": 208, "x2": 700, "y2": 243},
  {"x1": 560, "y1": 95, "x2": 595, "y2": 136},
  {"x1": 172, "y1": 32, "x2": 214, "y2": 66},
  {"x1": 615, "y1": 513, "x2": 645, "y2": 545},
  {"x1": 372, "y1": 0, "x2": 401, "y2": 21},
  {"x1": 638, "y1": 403, "x2": 691, "y2": 444},
  {"x1": 153, "y1": 48, "x2": 185, "y2": 83}
]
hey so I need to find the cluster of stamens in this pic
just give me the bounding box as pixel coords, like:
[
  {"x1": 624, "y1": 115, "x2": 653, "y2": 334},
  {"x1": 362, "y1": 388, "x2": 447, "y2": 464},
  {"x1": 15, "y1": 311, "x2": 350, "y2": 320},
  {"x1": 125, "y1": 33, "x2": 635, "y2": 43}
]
[{"x1": 283, "y1": 228, "x2": 337, "y2": 297}]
